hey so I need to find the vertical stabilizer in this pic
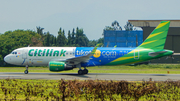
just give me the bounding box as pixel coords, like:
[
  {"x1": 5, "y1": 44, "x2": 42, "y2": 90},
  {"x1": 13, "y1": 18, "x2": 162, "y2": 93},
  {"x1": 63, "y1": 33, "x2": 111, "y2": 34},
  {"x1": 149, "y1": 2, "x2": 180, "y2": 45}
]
[{"x1": 137, "y1": 21, "x2": 170, "y2": 49}]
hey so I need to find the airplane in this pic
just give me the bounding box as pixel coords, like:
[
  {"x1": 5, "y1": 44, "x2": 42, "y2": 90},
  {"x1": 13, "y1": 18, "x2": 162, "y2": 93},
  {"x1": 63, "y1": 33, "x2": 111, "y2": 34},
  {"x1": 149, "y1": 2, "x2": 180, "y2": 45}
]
[{"x1": 4, "y1": 21, "x2": 173, "y2": 75}]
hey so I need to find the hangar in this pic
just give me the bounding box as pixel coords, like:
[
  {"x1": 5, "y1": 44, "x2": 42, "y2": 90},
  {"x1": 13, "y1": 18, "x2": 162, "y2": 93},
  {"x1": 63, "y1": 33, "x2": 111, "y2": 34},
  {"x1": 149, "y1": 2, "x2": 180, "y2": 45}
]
[{"x1": 129, "y1": 20, "x2": 180, "y2": 63}]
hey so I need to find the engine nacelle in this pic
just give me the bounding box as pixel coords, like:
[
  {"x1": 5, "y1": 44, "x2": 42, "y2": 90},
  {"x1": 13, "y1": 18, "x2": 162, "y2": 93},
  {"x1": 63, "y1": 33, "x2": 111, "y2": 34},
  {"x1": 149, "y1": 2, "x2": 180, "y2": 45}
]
[{"x1": 49, "y1": 61, "x2": 73, "y2": 71}]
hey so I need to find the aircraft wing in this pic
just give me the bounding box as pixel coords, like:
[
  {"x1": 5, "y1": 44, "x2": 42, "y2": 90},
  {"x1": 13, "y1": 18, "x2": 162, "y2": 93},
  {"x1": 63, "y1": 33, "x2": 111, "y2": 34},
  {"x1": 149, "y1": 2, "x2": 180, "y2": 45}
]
[
  {"x1": 149, "y1": 51, "x2": 168, "y2": 57},
  {"x1": 66, "y1": 44, "x2": 101, "y2": 65}
]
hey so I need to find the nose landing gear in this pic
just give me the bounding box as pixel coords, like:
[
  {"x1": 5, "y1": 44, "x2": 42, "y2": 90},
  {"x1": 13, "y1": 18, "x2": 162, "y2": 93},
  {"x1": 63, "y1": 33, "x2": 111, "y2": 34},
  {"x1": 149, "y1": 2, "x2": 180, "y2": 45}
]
[{"x1": 24, "y1": 65, "x2": 28, "y2": 74}]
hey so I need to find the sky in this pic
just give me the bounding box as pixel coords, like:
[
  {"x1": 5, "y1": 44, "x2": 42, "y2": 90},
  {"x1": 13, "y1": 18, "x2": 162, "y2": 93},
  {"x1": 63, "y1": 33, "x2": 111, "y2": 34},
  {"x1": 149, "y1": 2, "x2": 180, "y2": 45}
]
[{"x1": 0, "y1": 0, "x2": 180, "y2": 40}]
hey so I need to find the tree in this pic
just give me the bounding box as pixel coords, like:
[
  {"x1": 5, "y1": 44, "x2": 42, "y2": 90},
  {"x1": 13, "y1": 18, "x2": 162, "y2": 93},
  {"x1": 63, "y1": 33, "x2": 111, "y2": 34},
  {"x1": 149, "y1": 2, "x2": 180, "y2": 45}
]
[
  {"x1": 104, "y1": 26, "x2": 116, "y2": 30},
  {"x1": 98, "y1": 37, "x2": 104, "y2": 44},
  {"x1": 63, "y1": 30, "x2": 67, "y2": 45},
  {"x1": 75, "y1": 27, "x2": 79, "y2": 45},
  {"x1": 67, "y1": 30, "x2": 72, "y2": 46},
  {"x1": 36, "y1": 26, "x2": 44, "y2": 36},
  {"x1": 71, "y1": 28, "x2": 75, "y2": 45},
  {"x1": 124, "y1": 22, "x2": 134, "y2": 31},
  {"x1": 53, "y1": 36, "x2": 57, "y2": 46},
  {"x1": 88, "y1": 40, "x2": 97, "y2": 47},
  {"x1": 88, "y1": 37, "x2": 104, "y2": 47},
  {"x1": 104, "y1": 20, "x2": 122, "y2": 30},
  {"x1": 112, "y1": 20, "x2": 122, "y2": 30},
  {"x1": 57, "y1": 28, "x2": 62, "y2": 46},
  {"x1": 75, "y1": 28, "x2": 89, "y2": 47},
  {"x1": 56, "y1": 28, "x2": 67, "y2": 46},
  {"x1": 0, "y1": 30, "x2": 41, "y2": 66},
  {"x1": 43, "y1": 32, "x2": 50, "y2": 46},
  {"x1": 50, "y1": 35, "x2": 54, "y2": 46}
]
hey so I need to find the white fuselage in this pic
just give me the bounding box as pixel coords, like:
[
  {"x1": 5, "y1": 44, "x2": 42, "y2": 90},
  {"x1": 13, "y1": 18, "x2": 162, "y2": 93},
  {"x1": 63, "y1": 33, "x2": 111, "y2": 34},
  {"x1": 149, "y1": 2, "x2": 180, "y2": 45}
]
[{"x1": 4, "y1": 47, "x2": 76, "y2": 66}]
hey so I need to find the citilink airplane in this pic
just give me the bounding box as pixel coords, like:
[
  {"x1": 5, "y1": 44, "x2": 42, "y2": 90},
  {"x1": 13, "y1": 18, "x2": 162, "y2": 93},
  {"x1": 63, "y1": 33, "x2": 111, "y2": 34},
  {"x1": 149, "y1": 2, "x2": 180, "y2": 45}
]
[{"x1": 4, "y1": 21, "x2": 173, "y2": 75}]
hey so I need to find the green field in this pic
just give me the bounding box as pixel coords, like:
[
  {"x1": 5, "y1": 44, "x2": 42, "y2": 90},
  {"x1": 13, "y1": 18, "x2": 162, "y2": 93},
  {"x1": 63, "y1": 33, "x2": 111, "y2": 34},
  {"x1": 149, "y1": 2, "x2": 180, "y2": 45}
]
[{"x1": 1, "y1": 64, "x2": 180, "y2": 74}]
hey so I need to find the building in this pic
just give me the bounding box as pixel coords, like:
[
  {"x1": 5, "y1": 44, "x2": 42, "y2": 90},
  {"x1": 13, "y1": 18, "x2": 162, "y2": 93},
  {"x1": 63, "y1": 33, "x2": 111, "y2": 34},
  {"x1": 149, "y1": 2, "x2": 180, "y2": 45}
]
[{"x1": 104, "y1": 30, "x2": 143, "y2": 47}]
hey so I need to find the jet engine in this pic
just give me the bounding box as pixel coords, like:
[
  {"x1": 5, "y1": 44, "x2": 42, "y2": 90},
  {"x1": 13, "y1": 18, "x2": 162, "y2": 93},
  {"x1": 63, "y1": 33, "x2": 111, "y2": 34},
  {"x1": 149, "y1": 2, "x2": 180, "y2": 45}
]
[{"x1": 49, "y1": 61, "x2": 73, "y2": 71}]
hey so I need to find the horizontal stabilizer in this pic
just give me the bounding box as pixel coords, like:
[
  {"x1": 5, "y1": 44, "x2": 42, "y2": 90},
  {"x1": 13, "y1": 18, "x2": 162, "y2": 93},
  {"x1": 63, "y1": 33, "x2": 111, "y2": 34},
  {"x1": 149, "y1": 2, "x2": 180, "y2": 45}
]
[{"x1": 149, "y1": 51, "x2": 168, "y2": 57}]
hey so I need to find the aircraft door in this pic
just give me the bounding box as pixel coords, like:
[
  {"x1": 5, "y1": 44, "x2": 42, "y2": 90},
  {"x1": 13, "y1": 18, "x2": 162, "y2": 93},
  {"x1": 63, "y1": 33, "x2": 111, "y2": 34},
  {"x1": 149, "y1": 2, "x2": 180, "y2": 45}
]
[
  {"x1": 22, "y1": 49, "x2": 29, "y2": 65},
  {"x1": 134, "y1": 50, "x2": 139, "y2": 59},
  {"x1": 22, "y1": 49, "x2": 28, "y2": 59}
]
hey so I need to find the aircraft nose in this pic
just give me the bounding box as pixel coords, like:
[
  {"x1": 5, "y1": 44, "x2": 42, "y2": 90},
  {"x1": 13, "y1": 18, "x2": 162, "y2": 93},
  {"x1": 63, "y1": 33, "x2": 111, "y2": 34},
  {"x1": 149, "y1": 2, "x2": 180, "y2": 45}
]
[{"x1": 4, "y1": 55, "x2": 11, "y2": 63}]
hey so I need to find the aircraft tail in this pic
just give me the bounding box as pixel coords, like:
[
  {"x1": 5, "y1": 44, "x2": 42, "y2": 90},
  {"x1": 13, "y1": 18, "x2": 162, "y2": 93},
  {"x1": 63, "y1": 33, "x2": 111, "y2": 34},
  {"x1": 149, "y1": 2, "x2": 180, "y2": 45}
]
[{"x1": 137, "y1": 21, "x2": 170, "y2": 49}]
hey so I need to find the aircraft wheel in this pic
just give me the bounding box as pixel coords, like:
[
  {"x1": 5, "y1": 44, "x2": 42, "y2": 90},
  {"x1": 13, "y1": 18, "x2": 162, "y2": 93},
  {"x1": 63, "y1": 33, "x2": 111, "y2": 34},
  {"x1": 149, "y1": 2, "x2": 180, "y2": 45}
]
[
  {"x1": 24, "y1": 70, "x2": 28, "y2": 74},
  {"x1": 78, "y1": 69, "x2": 83, "y2": 75},
  {"x1": 83, "y1": 69, "x2": 88, "y2": 74}
]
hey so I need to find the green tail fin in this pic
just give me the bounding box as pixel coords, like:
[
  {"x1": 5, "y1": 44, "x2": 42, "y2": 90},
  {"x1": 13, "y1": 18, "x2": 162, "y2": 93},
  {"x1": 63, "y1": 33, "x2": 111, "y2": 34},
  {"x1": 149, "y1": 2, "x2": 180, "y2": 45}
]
[{"x1": 137, "y1": 21, "x2": 170, "y2": 49}]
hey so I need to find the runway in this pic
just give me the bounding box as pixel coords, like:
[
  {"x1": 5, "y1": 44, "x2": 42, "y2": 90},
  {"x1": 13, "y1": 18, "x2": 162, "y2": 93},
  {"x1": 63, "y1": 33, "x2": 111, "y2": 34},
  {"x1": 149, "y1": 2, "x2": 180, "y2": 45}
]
[{"x1": 0, "y1": 72, "x2": 180, "y2": 81}]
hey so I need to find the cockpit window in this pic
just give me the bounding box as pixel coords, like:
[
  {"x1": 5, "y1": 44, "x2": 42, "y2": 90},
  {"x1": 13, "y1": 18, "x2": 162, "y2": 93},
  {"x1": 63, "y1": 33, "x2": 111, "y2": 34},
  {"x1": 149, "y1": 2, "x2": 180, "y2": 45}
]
[{"x1": 11, "y1": 52, "x2": 17, "y2": 54}]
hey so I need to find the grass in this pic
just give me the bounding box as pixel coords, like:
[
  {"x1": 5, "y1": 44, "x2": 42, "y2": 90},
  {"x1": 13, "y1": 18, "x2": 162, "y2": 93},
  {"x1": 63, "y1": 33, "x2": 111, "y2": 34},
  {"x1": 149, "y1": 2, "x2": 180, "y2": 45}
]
[
  {"x1": 1, "y1": 64, "x2": 180, "y2": 100},
  {"x1": 0, "y1": 79, "x2": 180, "y2": 100},
  {"x1": 1, "y1": 64, "x2": 180, "y2": 74}
]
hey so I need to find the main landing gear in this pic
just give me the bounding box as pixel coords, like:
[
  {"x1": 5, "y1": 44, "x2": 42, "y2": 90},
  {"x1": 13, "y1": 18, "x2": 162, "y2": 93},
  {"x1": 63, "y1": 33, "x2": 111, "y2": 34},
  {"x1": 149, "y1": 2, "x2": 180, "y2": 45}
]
[
  {"x1": 24, "y1": 65, "x2": 28, "y2": 74},
  {"x1": 78, "y1": 67, "x2": 88, "y2": 75}
]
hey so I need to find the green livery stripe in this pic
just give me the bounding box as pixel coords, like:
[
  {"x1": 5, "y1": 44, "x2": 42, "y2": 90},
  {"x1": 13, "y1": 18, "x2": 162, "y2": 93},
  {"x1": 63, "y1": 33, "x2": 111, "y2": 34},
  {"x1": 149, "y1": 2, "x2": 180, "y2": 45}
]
[
  {"x1": 137, "y1": 21, "x2": 170, "y2": 49},
  {"x1": 111, "y1": 56, "x2": 136, "y2": 62},
  {"x1": 155, "y1": 21, "x2": 169, "y2": 29}
]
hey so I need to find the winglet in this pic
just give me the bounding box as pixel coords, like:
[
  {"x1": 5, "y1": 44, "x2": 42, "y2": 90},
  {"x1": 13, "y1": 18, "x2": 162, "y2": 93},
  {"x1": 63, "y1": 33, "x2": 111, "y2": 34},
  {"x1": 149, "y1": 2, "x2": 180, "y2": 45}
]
[{"x1": 91, "y1": 43, "x2": 101, "y2": 55}]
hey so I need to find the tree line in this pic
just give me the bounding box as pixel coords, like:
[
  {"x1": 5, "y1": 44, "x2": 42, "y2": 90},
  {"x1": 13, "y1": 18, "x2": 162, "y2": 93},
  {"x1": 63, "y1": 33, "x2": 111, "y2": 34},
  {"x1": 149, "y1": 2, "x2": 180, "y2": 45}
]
[
  {"x1": 37, "y1": 27, "x2": 103, "y2": 47},
  {"x1": 0, "y1": 27, "x2": 103, "y2": 66}
]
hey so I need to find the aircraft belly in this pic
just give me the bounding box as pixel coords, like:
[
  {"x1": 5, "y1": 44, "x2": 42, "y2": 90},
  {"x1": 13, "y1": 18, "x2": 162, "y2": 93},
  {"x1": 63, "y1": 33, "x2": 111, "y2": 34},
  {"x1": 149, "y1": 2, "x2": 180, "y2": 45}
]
[{"x1": 28, "y1": 57, "x2": 45, "y2": 66}]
